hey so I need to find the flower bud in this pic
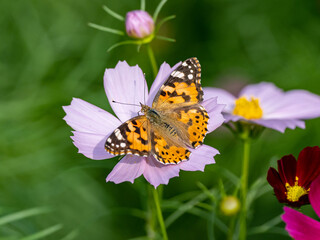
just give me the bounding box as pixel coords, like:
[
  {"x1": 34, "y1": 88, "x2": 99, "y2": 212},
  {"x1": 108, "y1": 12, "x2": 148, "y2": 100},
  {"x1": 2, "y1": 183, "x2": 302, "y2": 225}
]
[
  {"x1": 125, "y1": 10, "x2": 154, "y2": 39},
  {"x1": 220, "y1": 196, "x2": 240, "y2": 216}
]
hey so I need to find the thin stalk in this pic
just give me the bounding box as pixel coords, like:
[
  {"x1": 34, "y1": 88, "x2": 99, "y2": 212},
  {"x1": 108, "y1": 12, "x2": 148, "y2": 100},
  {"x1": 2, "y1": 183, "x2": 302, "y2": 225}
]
[
  {"x1": 146, "y1": 185, "x2": 156, "y2": 239},
  {"x1": 239, "y1": 138, "x2": 251, "y2": 240},
  {"x1": 147, "y1": 45, "x2": 158, "y2": 78},
  {"x1": 153, "y1": 188, "x2": 168, "y2": 240}
]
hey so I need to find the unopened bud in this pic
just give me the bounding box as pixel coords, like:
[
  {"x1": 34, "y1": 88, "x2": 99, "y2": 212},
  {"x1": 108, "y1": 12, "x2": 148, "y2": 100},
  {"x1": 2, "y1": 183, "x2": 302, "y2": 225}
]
[
  {"x1": 220, "y1": 196, "x2": 240, "y2": 216},
  {"x1": 125, "y1": 10, "x2": 154, "y2": 39}
]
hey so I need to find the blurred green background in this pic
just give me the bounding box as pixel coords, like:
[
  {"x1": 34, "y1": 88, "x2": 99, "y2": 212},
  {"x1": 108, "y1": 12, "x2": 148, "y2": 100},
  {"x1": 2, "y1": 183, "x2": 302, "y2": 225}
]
[{"x1": 1, "y1": 0, "x2": 320, "y2": 239}]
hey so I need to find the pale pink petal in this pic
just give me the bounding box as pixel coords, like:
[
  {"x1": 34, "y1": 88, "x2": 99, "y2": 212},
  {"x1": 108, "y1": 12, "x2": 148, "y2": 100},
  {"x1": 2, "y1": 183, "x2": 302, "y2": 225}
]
[
  {"x1": 264, "y1": 90, "x2": 320, "y2": 119},
  {"x1": 179, "y1": 145, "x2": 219, "y2": 171},
  {"x1": 203, "y1": 87, "x2": 236, "y2": 113},
  {"x1": 104, "y1": 61, "x2": 148, "y2": 122},
  {"x1": 143, "y1": 156, "x2": 180, "y2": 188},
  {"x1": 310, "y1": 175, "x2": 320, "y2": 218},
  {"x1": 147, "y1": 61, "x2": 181, "y2": 106},
  {"x1": 239, "y1": 82, "x2": 283, "y2": 103},
  {"x1": 253, "y1": 119, "x2": 305, "y2": 133},
  {"x1": 223, "y1": 113, "x2": 243, "y2": 122},
  {"x1": 282, "y1": 206, "x2": 320, "y2": 240},
  {"x1": 106, "y1": 155, "x2": 146, "y2": 184},
  {"x1": 71, "y1": 131, "x2": 114, "y2": 160},
  {"x1": 202, "y1": 97, "x2": 225, "y2": 132},
  {"x1": 63, "y1": 98, "x2": 121, "y2": 134}
]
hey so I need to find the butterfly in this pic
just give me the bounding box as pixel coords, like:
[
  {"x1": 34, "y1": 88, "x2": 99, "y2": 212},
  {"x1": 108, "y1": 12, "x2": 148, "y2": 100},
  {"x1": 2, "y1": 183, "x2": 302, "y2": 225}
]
[{"x1": 105, "y1": 57, "x2": 209, "y2": 165}]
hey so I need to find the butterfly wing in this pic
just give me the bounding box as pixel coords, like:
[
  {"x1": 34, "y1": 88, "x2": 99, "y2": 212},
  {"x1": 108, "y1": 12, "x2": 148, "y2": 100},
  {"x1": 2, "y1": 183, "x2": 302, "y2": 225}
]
[
  {"x1": 152, "y1": 57, "x2": 203, "y2": 109},
  {"x1": 171, "y1": 104, "x2": 209, "y2": 149},
  {"x1": 151, "y1": 127, "x2": 191, "y2": 164},
  {"x1": 105, "y1": 116, "x2": 151, "y2": 157}
]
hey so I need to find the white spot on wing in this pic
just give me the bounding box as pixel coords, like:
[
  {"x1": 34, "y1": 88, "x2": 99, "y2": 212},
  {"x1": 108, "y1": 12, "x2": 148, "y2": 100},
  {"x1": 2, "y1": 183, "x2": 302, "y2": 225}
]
[
  {"x1": 188, "y1": 74, "x2": 193, "y2": 80},
  {"x1": 120, "y1": 142, "x2": 126, "y2": 148},
  {"x1": 171, "y1": 71, "x2": 184, "y2": 79},
  {"x1": 182, "y1": 62, "x2": 187, "y2": 66}
]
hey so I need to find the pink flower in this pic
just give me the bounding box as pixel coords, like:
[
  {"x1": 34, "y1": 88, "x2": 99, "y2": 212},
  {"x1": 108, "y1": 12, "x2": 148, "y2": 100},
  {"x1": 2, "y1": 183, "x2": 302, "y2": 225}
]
[
  {"x1": 204, "y1": 82, "x2": 320, "y2": 132},
  {"x1": 63, "y1": 61, "x2": 225, "y2": 188},
  {"x1": 126, "y1": 10, "x2": 154, "y2": 39},
  {"x1": 282, "y1": 175, "x2": 320, "y2": 240}
]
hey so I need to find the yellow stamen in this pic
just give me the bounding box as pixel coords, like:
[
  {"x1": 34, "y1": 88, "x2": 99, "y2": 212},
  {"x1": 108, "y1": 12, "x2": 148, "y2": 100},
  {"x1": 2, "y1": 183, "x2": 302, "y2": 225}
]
[
  {"x1": 286, "y1": 177, "x2": 309, "y2": 202},
  {"x1": 233, "y1": 96, "x2": 263, "y2": 120}
]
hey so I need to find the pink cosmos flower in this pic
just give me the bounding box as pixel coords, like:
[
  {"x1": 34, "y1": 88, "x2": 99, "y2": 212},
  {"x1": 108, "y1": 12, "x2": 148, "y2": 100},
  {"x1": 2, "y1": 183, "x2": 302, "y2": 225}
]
[
  {"x1": 126, "y1": 10, "x2": 154, "y2": 39},
  {"x1": 204, "y1": 82, "x2": 320, "y2": 132},
  {"x1": 63, "y1": 61, "x2": 225, "y2": 188},
  {"x1": 282, "y1": 175, "x2": 320, "y2": 240}
]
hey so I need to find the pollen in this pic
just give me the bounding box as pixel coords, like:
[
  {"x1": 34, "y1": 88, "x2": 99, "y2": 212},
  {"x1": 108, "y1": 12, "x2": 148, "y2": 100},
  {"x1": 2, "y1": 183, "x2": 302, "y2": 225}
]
[
  {"x1": 232, "y1": 96, "x2": 263, "y2": 120},
  {"x1": 285, "y1": 177, "x2": 309, "y2": 202}
]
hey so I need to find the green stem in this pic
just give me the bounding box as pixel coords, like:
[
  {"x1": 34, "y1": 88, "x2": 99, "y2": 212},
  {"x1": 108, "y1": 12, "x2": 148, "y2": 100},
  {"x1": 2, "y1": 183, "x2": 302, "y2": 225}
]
[
  {"x1": 153, "y1": 187, "x2": 168, "y2": 240},
  {"x1": 146, "y1": 186, "x2": 156, "y2": 239},
  {"x1": 239, "y1": 138, "x2": 251, "y2": 240},
  {"x1": 147, "y1": 44, "x2": 158, "y2": 78}
]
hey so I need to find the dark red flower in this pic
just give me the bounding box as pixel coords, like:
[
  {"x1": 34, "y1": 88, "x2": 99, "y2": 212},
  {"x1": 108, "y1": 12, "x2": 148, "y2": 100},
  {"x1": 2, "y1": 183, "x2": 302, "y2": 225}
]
[{"x1": 267, "y1": 146, "x2": 320, "y2": 208}]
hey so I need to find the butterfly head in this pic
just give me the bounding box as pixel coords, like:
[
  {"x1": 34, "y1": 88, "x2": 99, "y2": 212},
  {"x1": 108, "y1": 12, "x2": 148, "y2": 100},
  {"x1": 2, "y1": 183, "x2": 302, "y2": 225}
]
[{"x1": 140, "y1": 102, "x2": 150, "y2": 115}]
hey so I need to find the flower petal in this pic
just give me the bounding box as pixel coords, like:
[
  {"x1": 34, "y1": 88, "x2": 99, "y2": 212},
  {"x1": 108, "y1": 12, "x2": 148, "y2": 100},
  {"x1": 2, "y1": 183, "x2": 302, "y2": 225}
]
[
  {"x1": 310, "y1": 175, "x2": 320, "y2": 218},
  {"x1": 71, "y1": 131, "x2": 114, "y2": 160},
  {"x1": 106, "y1": 155, "x2": 146, "y2": 184},
  {"x1": 147, "y1": 61, "x2": 181, "y2": 106},
  {"x1": 267, "y1": 167, "x2": 287, "y2": 203},
  {"x1": 282, "y1": 206, "x2": 320, "y2": 240},
  {"x1": 252, "y1": 119, "x2": 305, "y2": 133},
  {"x1": 63, "y1": 98, "x2": 121, "y2": 134},
  {"x1": 201, "y1": 97, "x2": 225, "y2": 133},
  {"x1": 143, "y1": 156, "x2": 180, "y2": 188},
  {"x1": 203, "y1": 87, "x2": 236, "y2": 113},
  {"x1": 179, "y1": 145, "x2": 219, "y2": 171},
  {"x1": 297, "y1": 146, "x2": 320, "y2": 188},
  {"x1": 104, "y1": 61, "x2": 148, "y2": 122},
  {"x1": 265, "y1": 90, "x2": 320, "y2": 119},
  {"x1": 277, "y1": 155, "x2": 297, "y2": 186}
]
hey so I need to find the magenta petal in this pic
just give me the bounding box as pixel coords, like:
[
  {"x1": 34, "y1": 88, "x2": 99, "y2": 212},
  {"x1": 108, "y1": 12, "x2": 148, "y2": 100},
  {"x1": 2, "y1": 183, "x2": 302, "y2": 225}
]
[
  {"x1": 63, "y1": 98, "x2": 121, "y2": 134},
  {"x1": 252, "y1": 119, "x2": 305, "y2": 133},
  {"x1": 203, "y1": 87, "x2": 236, "y2": 113},
  {"x1": 71, "y1": 131, "x2": 114, "y2": 160},
  {"x1": 179, "y1": 145, "x2": 218, "y2": 171},
  {"x1": 282, "y1": 206, "x2": 320, "y2": 240},
  {"x1": 143, "y1": 156, "x2": 180, "y2": 188},
  {"x1": 202, "y1": 97, "x2": 225, "y2": 133},
  {"x1": 106, "y1": 155, "x2": 146, "y2": 184},
  {"x1": 310, "y1": 175, "x2": 320, "y2": 218},
  {"x1": 147, "y1": 61, "x2": 181, "y2": 106},
  {"x1": 104, "y1": 61, "x2": 148, "y2": 122},
  {"x1": 265, "y1": 90, "x2": 320, "y2": 119}
]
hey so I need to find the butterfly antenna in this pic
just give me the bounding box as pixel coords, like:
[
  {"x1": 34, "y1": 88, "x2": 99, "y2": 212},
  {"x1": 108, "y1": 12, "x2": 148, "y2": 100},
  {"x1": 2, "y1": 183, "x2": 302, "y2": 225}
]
[{"x1": 112, "y1": 100, "x2": 140, "y2": 107}]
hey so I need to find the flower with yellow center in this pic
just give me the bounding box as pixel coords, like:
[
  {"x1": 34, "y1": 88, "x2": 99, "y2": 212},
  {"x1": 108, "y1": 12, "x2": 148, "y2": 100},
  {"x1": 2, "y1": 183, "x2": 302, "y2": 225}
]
[
  {"x1": 233, "y1": 97, "x2": 263, "y2": 120},
  {"x1": 285, "y1": 177, "x2": 309, "y2": 202},
  {"x1": 267, "y1": 146, "x2": 320, "y2": 208}
]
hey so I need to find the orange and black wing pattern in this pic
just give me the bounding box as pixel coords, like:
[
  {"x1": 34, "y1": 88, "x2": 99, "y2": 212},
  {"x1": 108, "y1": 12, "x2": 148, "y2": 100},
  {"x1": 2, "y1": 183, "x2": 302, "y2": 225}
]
[
  {"x1": 105, "y1": 116, "x2": 151, "y2": 157},
  {"x1": 152, "y1": 57, "x2": 203, "y2": 109}
]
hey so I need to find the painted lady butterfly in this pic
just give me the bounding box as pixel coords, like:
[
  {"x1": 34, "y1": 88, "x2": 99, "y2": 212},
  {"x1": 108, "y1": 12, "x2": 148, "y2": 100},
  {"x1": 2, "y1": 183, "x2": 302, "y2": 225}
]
[{"x1": 105, "y1": 57, "x2": 209, "y2": 164}]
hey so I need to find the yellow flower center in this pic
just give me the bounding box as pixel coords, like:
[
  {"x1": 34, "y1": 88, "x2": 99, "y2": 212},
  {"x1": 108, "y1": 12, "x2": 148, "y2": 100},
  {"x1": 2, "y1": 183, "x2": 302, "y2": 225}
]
[
  {"x1": 233, "y1": 96, "x2": 263, "y2": 120},
  {"x1": 285, "y1": 177, "x2": 309, "y2": 202}
]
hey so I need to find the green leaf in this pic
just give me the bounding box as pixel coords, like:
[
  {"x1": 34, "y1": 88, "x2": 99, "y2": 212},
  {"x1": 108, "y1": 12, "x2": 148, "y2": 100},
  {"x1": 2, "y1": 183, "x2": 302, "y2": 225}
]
[
  {"x1": 21, "y1": 224, "x2": 62, "y2": 240},
  {"x1": 155, "y1": 35, "x2": 176, "y2": 42},
  {"x1": 153, "y1": 0, "x2": 167, "y2": 23},
  {"x1": 102, "y1": 5, "x2": 124, "y2": 21},
  {"x1": 88, "y1": 23, "x2": 124, "y2": 36},
  {"x1": 0, "y1": 207, "x2": 51, "y2": 226},
  {"x1": 140, "y1": 0, "x2": 145, "y2": 11},
  {"x1": 155, "y1": 15, "x2": 175, "y2": 32}
]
